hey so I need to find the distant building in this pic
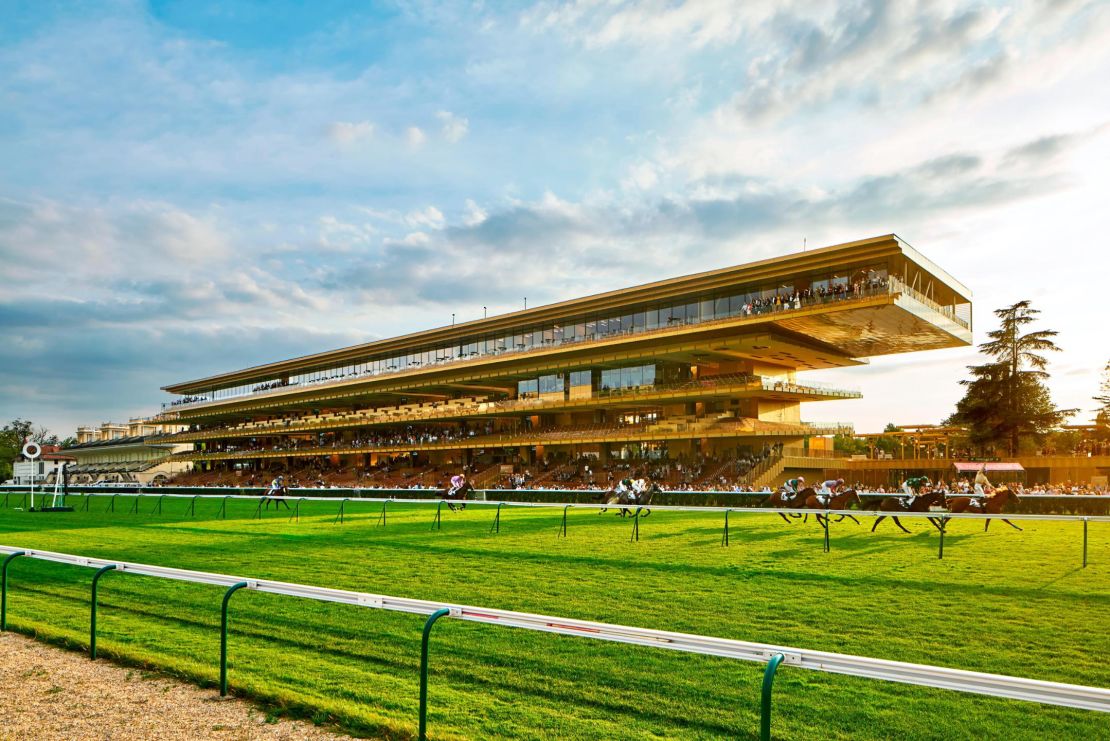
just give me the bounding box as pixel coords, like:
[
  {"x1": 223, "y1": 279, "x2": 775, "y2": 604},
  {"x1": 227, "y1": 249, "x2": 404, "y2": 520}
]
[
  {"x1": 66, "y1": 418, "x2": 192, "y2": 485},
  {"x1": 11, "y1": 445, "x2": 75, "y2": 486}
]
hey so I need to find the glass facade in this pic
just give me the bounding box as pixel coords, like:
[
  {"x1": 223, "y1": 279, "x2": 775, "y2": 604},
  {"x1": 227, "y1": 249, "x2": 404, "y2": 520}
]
[
  {"x1": 170, "y1": 262, "x2": 899, "y2": 408},
  {"x1": 600, "y1": 364, "x2": 656, "y2": 392}
]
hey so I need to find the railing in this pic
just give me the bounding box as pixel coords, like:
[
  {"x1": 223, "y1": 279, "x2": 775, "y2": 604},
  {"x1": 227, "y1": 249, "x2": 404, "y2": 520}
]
[
  {"x1": 156, "y1": 375, "x2": 862, "y2": 444},
  {"x1": 1, "y1": 542, "x2": 1106, "y2": 741},
  {"x1": 171, "y1": 420, "x2": 848, "y2": 463},
  {"x1": 162, "y1": 279, "x2": 934, "y2": 413},
  {"x1": 888, "y1": 275, "x2": 971, "y2": 330}
]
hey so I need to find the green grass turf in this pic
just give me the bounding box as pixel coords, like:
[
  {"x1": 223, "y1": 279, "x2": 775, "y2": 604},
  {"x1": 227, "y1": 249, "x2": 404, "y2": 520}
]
[{"x1": 0, "y1": 495, "x2": 1107, "y2": 740}]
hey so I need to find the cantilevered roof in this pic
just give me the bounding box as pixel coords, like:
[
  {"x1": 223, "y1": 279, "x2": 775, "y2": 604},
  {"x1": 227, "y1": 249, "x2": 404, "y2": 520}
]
[{"x1": 164, "y1": 234, "x2": 971, "y2": 394}]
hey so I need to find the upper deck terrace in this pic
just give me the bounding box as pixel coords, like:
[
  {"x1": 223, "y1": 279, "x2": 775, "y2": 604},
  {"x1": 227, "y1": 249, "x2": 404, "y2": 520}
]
[
  {"x1": 160, "y1": 235, "x2": 971, "y2": 417},
  {"x1": 151, "y1": 373, "x2": 862, "y2": 444}
]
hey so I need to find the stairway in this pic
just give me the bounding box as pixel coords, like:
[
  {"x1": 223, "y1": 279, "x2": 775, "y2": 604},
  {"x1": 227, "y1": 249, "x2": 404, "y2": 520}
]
[
  {"x1": 747, "y1": 455, "x2": 786, "y2": 490},
  {"x1": 470, "y1": 463, "x2": 504, "y2": 489}
]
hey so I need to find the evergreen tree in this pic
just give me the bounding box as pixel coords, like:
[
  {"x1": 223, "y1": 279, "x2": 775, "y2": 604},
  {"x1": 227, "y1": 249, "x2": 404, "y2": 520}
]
[
  {"x1": 1095, "y1": 360, "x2": 1110, "y2": 427},
  {"x1": 950, "y1": 301, "x2": 1075, "y2": 455}
]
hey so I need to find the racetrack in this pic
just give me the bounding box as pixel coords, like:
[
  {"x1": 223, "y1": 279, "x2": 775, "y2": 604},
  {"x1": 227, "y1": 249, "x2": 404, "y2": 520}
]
[{"x1": 1, "y1": 498, "x2": 1107, "y2": 739}]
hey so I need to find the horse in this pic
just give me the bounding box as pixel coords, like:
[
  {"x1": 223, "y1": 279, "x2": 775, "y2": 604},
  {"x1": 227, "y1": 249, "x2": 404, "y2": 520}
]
[
  {"x1": 599, "y1": 484, "x2": 659, "y2": 518},
  {"x1": 867, "y1": 490, "x2": 947, "y2": 533},
  {"x1": 263, "y1": 485, "x2": 291, "y2": 509},
  {"x1": 803, "y1": 489, "x2": 862, "y2": 525},
  {"x1": 440, "y1": 481, "x2": 475, "y2": 511},
  {"x1": 946, "y1": 486, "x2": 1022, "y2": 531},
  {"x1": 761, "y1": 487, "x2": 816, "y2": 524}
]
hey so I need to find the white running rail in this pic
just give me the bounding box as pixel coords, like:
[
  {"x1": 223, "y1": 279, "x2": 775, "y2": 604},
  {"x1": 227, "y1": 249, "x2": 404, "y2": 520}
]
[
  {"x1": 1, "y1": 544, "x2": 1107, "y2": 713},
  {"x1": 5, "y1": 489, "x2": 1109, "y2": 523}
]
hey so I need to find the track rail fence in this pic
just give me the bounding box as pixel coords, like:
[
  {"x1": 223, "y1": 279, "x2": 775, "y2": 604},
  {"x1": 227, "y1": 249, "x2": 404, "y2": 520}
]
[
  {"x1": 0, "y1": 545, "x2": 1107, "y2": 741},
  {"x1": 3, "y1": 490, "x2": 1106, "y2": 566}
]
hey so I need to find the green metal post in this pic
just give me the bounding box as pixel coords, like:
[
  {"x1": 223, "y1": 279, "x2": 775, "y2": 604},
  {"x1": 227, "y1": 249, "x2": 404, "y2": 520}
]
[
  {"x1": 376, "y1": 500, "x2": 388, "y2": 527},
  {"x1": 1083, "y1": 518, "x2": 1088, "y2": 568},
  {"x1": 823, "y1": 511, "x2": 830, "y2": 553},
  {"x1": 561, "y1": 505, "x2": 570, "y2": 537},
  {"x1": 254, "y1": 497, "x2": 264, "y2": 520},
  {"x1": 90, "y1": 564, "x2": 117, "y2": 659},
  {"x1": 938, "y1": 517, "x2": 947, "y2": 560},
  {"x1": 219, "y1": 581, "x2": 250, "y2": 696},
  {"x1": 289, "y1": 497, "x2": 304, "y2": 523},
  {"x1": 82, "y1": 493, "x2": 91, "y2": 511},
  {"x1": 630, "y1": 507, "x2": 642, "y2": 542},
  {"x1": 217, "y1": 496, "x2": 228, "y2": 519},
  {"x1": 107, "y1": 494, "x2": 117, "y2": 513},
  {"x1": 187, "y1": 495, "x2": 197, "y2": 517},
  {"x1": 20, "y1": 493, "x2": 28, "y2": 509},
  {"x1": 722, "y1": 509, "x2": 731, "y2": 547},
  {"x1": 129, "y1": 496, "x2": 139, "y2": 514},
  {"x1": 418, "y1": 608, "x2": 452, "y2": 741},
  {"x1": 2, "y1": 491, "x2": 8, "y2": 508},
  {"x1": 333, "y1": 499, "x2": 348, "y2": 525},
  {"x1": 432, "y1": 501, "x2": 443, "y2": 530},
  {"x1": 761, "y1": 653, "x2": 785, "y2": 741},
  {"x1": 2, "y1": 551, "x2": 28, "y2": 630},
  {"x1": 490, "y1": 502, "x2": 503, "y2": 533}
]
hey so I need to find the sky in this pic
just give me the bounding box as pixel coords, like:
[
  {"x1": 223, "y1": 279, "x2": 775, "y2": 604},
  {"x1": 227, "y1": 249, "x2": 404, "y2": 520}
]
[{"x1": 1, "y1": 0, "x2": 1109, "y2": 438}]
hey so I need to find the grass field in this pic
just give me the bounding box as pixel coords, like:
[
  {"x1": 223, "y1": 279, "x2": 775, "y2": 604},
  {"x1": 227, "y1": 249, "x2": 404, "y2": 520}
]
[{"x1": 0, "y1": 495, "x2": 1107, "y2": 740}]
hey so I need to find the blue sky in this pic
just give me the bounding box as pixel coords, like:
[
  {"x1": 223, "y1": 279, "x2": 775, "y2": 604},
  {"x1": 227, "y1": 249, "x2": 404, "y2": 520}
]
[{"x1": 2, "y1": 0, "x2": 1109, "y2": 437}]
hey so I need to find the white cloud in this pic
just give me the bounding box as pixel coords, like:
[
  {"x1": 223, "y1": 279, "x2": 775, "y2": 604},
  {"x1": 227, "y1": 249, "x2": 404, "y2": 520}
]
[
  {"x1": 463, "y1": 198, "x2": 487, "y2": 226},
  {"x1": 436, "y1": 110, "x2": 469, "y2": 142},
  {"x1": 406, "y1": 206, "x2": 445, "y2": 229},
  {"x1": 327, "y1": 120, "x2": 375, "y2": 145},
  {"x1": 405, "y1": 126, "x2": 427, "y2": 147},
  {"x1": 621, "y1": 161, "x2": 659, "y2": 190}
]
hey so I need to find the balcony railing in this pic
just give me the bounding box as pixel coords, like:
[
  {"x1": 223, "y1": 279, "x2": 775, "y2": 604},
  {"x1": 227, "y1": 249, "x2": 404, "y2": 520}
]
[
  {"x1": 174, "y1": 419, "x2": 854, "y2": 462},
  {"x1": 155, "y1": 376, "x2": 861, "y2": 443},
  {"x1": 162, "y1": 276, "x2": 963, "y2": 412}
]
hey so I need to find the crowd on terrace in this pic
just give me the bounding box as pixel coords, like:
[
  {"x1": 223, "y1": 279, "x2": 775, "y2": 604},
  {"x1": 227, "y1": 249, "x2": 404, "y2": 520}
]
[{"x1": 165, "y1": 270, "x2": 894, "y2": 409}]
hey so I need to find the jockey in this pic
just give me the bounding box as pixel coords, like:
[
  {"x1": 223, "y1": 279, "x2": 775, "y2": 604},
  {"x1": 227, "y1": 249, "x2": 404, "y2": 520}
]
[
  {"x1": 818, "y1": 478, "x2": 844, "y2": 504},
  {"x1": 782, "y1": 476, "x2": 806, "y2": 500},
  {"x1": 973, "y1": 468, "x2": 992, "y2": 497},
  {"x1": 901, "y1": 476, "x2": 931, "y2": 507},
  {"x1": 617, "y1": 477, "x2": 636, "y2": 500},
  {"x1": 448, "y1": 473, "x2": 467, "y2": 497},
  {"x1": 267, "y1": 475, "x2": 285, "y2": 497}
]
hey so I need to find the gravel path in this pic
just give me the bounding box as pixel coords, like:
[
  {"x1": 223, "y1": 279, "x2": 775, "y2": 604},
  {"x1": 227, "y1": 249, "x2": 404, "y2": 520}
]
[{"x1": 0, "y1": 633, "x2": 356, "y2": 740}]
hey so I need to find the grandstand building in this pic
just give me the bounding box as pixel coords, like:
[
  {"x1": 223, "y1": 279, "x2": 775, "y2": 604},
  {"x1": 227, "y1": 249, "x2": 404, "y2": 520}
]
[
  {"x1": 152, "y1": 235, "x2": 973, "y2": 489},
  {"x1": 67, "y1": 419, "x2": 192, "y2": 485}
]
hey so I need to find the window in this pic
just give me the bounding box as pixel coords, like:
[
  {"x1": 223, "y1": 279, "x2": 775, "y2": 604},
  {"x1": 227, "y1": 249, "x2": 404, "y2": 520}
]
[
  {"x1": 539, "y1": 374, "x2": 564, "y2": 394},
  {"x1": 600, "y1": 364, "x2": 656, "y2": 392},
  {"x1": 517, "y1": 379, "x2": 538, "y2": 397},
  {"x1": 569, "y1": 370, "x2": 591, "y2": 387}
]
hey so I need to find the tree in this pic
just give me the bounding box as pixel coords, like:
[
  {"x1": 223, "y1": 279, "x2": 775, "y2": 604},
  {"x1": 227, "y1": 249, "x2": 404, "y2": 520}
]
[
  {"x1": 0, "y1": 419, "x2": 35, "y2": 481},
  {"x1": 950, "y1": 301, "x2": 1075, "y2": 455},
  {"x1": 833, "y1": 433, "x2": 869, "y2": 455},
  {"x1": 0, "y1": 419, "x2": 65, "y2": 481},
  {"x1": 1095, "y1": 360, "x2": 1110, "y2": 428}
]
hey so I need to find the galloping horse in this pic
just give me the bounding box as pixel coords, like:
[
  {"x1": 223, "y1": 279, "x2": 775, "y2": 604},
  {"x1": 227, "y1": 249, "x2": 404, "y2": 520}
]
[
  {"x1": 599, "y1": 483, "x2": 659, "y2": 518},
  {"x1": 440, "y1": 481, "x2": 475, "y2": 511},
  {"x1": 263, "y1": 485, "x2": 291, "y2": 509},
  {"x1": 761, "y1": 487, "x2": 816, "y2": 524},
  {"x1": 946, "y1": 486, "x2": 1022, "y2": 531},
  {"x1": 867, "y1": 490, "x2": 947, "y2": 533},
  {"x1": 803, "y1": 489, "x2": 862, "y2": 525}
]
